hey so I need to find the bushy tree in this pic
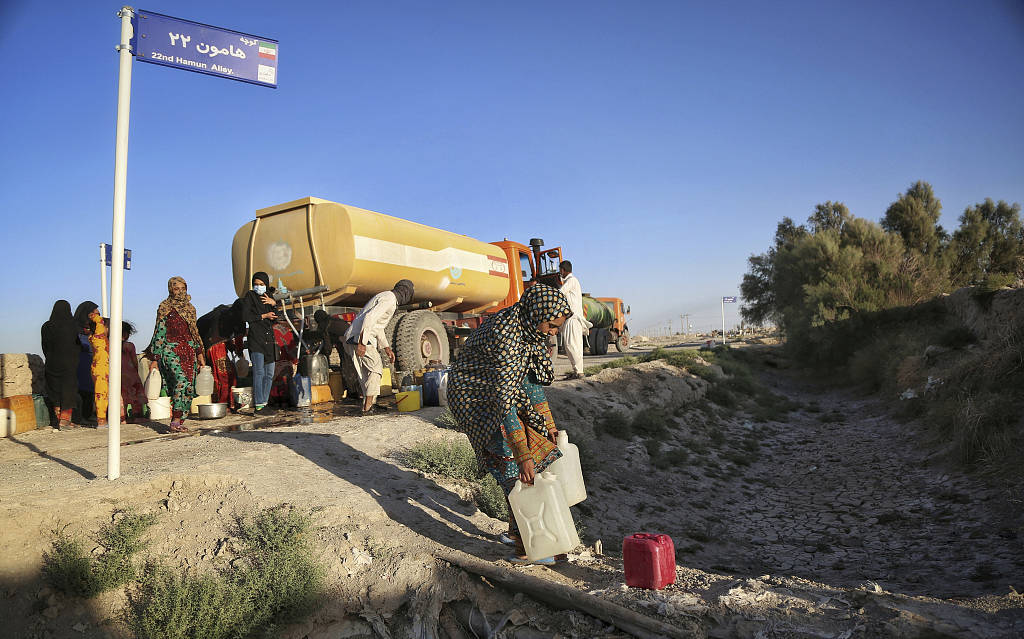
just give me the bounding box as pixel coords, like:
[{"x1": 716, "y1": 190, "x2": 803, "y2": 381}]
[
  {"x1": 881, "y1": 181, "x2": 946, "y2": 256},
  {"x1": 948, "y1": 199, "x2": 1024, "y2": 286}
]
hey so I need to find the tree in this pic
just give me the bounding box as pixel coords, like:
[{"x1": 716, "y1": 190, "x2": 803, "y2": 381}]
[
  {"x1": 881, "y1": 181, "x2": 946, "y2": 256},
  {"x1": 740, "y1": 217, "x2": 808, "y2": 327},
  {"x1": 948, "y1": 199, "x2": 1024, "y2": 286},
  {"x1": 808, "y1": 201, "x2": 851, "y2": 234}
]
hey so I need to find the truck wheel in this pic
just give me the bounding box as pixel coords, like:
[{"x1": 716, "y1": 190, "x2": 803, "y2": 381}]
[
  {"x1": 590, "y1": 328, "x2": 609, "y2": 356},
  {"x1": 395, "y1": 310, "x2": 449, "y2": 371},
  {"x1": 615, "y1": 329, "x2": 630, "y2": 352}
]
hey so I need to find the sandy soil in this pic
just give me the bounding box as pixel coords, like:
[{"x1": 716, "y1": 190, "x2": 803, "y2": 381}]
[{"x1": 2, "y1": 349, "x2": 1023, "y2": 638}]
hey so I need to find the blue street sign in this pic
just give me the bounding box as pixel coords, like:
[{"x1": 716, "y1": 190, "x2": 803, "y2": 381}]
[
  {"x1": 103, "y1": 244, "x2": 132, "y2": 270},
  {"x1": 131, "y1": 10, "x2": 278, "y2": 88},
  {"x1": 722, "y1": 296, "x2": 737, "y2": 303}
]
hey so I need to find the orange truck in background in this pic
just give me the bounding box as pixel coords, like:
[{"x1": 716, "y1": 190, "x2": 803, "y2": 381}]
[{"x1": 596, "y1": 297, "x2": 631, "y2": 353}]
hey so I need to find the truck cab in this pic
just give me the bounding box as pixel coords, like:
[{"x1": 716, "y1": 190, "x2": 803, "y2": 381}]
[{"x1": 488, "y1": 239, "x2": 564, "y2": 312}]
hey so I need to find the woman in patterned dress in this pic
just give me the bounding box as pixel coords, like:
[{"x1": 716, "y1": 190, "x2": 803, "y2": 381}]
[
  {"x1": 146, "y1": 277, "x2": 205, "y2": 432},
  {"x1": 447, "y1": 283, "x2": 571, "y2": 564},
  {"x1": 87, "y1": 308, "x2": 111, "y2": 427}
]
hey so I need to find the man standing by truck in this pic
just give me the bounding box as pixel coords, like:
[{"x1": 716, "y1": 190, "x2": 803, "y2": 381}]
[
  {"x1": 343, "y1": 280, "x2": 415, "y2": 414},
  {"x1": 558, "y1": 260, "x2": 591, "y2": 380}
]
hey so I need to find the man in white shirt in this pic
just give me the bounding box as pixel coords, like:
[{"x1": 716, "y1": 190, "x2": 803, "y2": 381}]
[
  {"x1": 343, "y1": 279, "x2": 414, "y2": 414},
  {"x1": 558, "y1": 261, "x2": 592, "y2": 380}
]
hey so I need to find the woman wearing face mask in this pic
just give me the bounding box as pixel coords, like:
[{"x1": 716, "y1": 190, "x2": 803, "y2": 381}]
[
  {"x1": 447, "y1": 283, "x2": 571, "y2": 564},
  {"x1": 240, "y1": 271, "x2": 277, "y2": 414},
  {"x1": 146, "y1": 277, "x2": 205, "y2": 432}
]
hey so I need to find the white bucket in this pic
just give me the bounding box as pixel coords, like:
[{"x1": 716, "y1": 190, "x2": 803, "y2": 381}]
[
  {"x1": 0, "y1": 408, "x2": 15, "y2": 437},
  {"x1": 231, "y1": 386, "x2": 253, "y2": 409},
  {"x1": 508, "y1": 473, "x2": 579, "y2": 561},
  {"x1": 149, "y1": 397, "x2": 171, "y2": 420}
]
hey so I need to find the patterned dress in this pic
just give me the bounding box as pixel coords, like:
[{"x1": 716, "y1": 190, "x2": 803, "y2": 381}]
[
  {"x1": 121, "y1": 340, "x2": 147, "y2": 418},
  {"x1": 448, "y1": 284, "x2": 572, "y2": 487},
  {"x1": 149, "y1": 310, "x2": 201, "y2": 414},
  {"x1": 88, "y1": 313, "x2": 110, "y2": 421}
]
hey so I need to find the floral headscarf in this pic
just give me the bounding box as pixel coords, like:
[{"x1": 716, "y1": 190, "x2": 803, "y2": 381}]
[
  {"x1": 447, "y1": 284, "x2": 571, "y2": 473},
  {"x1": 154, "y1": 276, "x2": 202, "y2": 346}
]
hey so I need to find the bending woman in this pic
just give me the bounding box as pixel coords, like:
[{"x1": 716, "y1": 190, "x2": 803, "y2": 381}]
[
  {"x1": 447, "y1": 284, "x2": 570, "y2": 564},
  {"x1": 147, "y1": 277, "x2": 205, "y2": 432}
]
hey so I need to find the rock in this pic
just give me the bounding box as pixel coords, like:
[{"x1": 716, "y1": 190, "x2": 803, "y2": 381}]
[
  {"x1": 594, "y1": 539, "x2": 603, "y2": 555},
  {"x1": 0, "y1": 353, "x2": 46, "y2": 398}
]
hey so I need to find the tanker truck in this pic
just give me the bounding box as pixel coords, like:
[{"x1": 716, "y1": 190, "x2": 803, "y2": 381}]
[
  {"x1": 231, "y1": 197, "x2": 565, "y2": 373},
  {"x1": 578, "y1": 295, "x2": 631, "y2": 355}
]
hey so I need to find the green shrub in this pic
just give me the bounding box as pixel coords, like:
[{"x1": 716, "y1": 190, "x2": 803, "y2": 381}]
[
  {"x1": 630, "y1": 408, "x2": 670, "y2": 439},
  {"x1": 434, "y1": 409, "x2": 459, "y2": 430},
  {"x1": 43, "y1": 509, "x2": 157, "y2": 598},
  {"x1": 475, "y1": 475, "x2": 509, "y2": 520},
  {"x1": 595, "y1": 411, "x2": 632, "y2": 439},
  {"x1": 937, "y1": 326, "x2": 977, "y2": 349},
  {"x1": 126, "y1": 506, "x2": 323, "y2": 639},
  {"x1": 398, "y1": 438, "x2": 478, "y2": 481},
  {"x1": 653, "y1": 447, "x2": 690, "y2": 470}
]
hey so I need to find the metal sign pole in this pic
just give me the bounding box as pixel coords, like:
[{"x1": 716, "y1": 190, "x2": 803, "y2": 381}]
[
  {"x1": 100, "y1": 243, "x2": 109, "y2": 317},
  {"x1": 107, "y1": 6, "x2": 135, "y2": 481},
  {"x1": 721, "y1": 298, "x2": 726, "y2": 346}
]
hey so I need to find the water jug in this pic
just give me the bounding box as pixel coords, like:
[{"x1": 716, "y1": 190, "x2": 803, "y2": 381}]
[
  {"x1": 195, "y1": 366, "x2": 215, "y2": 396},
  {"x1": 0, "y1": 408, "x2": 15, "y2": 437},
  {"x1": 543, "y1": 430, "x2": 586, "y2": 506},
  {"x1": 438, "y1": 374, "x2": 448, "y2": 407},
  {"x1": 508, "y1": 473, "x2": 579, "y2": 561},
  {"x1": 623, "y1": 533, "x2": 676, "y2": 590},
  {"x1": 291, "y1": 374, "x2": 312, "y2": 407},
  {"x1": 144, "y1": 369, "x2": 162, "y2": 400},
  {"x1": 149, "y1": 397, "x2": 172, "y2": 420},
  {"x1": 308, "y1": 354, "x2": 330, "y2": 386},
  {"x1": 422, "y1": 369, "x2": 446, "y2": 406}
]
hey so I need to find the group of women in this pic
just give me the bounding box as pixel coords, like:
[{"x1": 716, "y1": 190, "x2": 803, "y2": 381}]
[{"x1": 41, "y1": 276, "x2": 205, "y2": 432}]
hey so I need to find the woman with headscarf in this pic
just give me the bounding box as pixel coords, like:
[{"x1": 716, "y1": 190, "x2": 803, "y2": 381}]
[
  {"x1": 240, "y1": 271, "x2": 278, "y2": 414},
  {"x1": 447, "y1": 284, "x2": 572, "y2": 564},
  {"x1": 86, "y1": 307, "x2": 111, "y2": 427},
  {"x1": 146, "y1": 277, "x2": 205, "y2": 432},
  {"x1": 120, "y1": 321, "x2": 147, "y2": 422},
  {"x1": 73, "y1": 302, "x2": 98, "y2": 422},
  {"x1": 40, "y1": 300, "x2": 82, "y2": 429}
]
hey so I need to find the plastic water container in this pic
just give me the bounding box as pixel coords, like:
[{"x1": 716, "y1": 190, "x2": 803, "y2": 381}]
[
  {"x1": 438, "y1": 374, "x2": 448, "y2": 407},
  {"x1": 144, "y1": 369, "x2": 162, "y2": 400},
  {"x1": 396, "y1": 390, "x2": 420, "y2": 412},
  {"x1": 195, "y1": 366, "x2": 215, "y2": 396},
  {"x1": 623, "y1": 533, "x2": 676, "y2": 590},
  {"x1": 422, "y1": 369, "x2": 448, "y2": 407},
  {"x1": 190, "y1": 395, "x2": 213, "y2": 415},
  {"x1": 543, "y1": 430, "x2": 586, "y2": 506},
  {"x1": 33, "y1": 395, "x2": 51, "y2": 429},
  {"x1": 308, "y1": 354, "x2": 330, "y2": 386},
  {"x1": 0, "y1": 408, "x2": 15, "y2": 437},
  {"x1": 231, "y1": 386, "x2": 253, "y2": 409},
  {"x1": 149, "y1": 397, "x2": 172, "y2": 420},
  {"x1": 508, "y1": 473, "x2": 580, "y2": 561},
  {"x1": 291, "y1": 374, "x2": 312, "y2": 407},
  {"x1": 0, "y1": 396, "x2": 35, "y2": 432}
]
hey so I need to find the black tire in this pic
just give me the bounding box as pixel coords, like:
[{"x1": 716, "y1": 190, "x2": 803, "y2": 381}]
[
  {"x1": 590, "y1": 328, "x2": 609, "y2": 356},
  {"x1": 615, "y1": 328, "x2": 630, "y2": 352},
  {"x1": 395, "y1": 310, "x2": 449, "y2": 371}
]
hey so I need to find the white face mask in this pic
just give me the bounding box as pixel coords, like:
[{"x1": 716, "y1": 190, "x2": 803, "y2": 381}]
[{"x1": 253, "y1": 284, "x2": 267, "y2": 296}]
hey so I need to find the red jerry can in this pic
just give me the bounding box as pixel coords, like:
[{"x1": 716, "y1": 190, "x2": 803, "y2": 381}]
[{"x1": 623, "y1": 533, "x2": 676, "y2": 589}]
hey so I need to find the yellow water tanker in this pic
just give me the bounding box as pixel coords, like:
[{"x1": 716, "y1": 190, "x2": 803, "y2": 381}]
[{"x1": 231, "y1": 197, "x2": 512, "y2": 313}]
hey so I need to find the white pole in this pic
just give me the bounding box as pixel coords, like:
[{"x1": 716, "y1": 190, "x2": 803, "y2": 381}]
[
  {"x1": 722, "y1": 298, "x2": 727, "y2": 346},
  {"x1": 107, "y1": 6, "x2": 134, "y2": 481},
  {"x1": 100, "y1": 243, "x2": 109, "y2": 317}
]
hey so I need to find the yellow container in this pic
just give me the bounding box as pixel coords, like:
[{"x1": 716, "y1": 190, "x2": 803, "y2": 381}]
[
  {"x1": 190, "y1": 395, "x2": 212, "y2": 415},
  {"x1": 231, "y1": 197, "x2": 511, "y2": 312},
  {"x1": 396, "y1": 390, "x2": 420, "y2": 412},
  {"x1": 380, "y1": 366, "x2": 393, "y2": 396},
  {"x1": 311, "y1": 384, "x2": 333, "y2": 404}
]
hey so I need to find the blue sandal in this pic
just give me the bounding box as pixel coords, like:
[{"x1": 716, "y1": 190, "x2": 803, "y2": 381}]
[
  {"x1": 507, "y1": 555, "x2": 556, "y2": 565},
  {"x1": 499, "y1": 532, "x2": 519, "y2": 546}
]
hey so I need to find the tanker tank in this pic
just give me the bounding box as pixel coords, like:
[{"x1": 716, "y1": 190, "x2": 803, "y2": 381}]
[
  {"x1": 582, "y1": 296, "x2": 614, "y2": 329},
  {"x1": 232, "y1": 197, "x2": 512, "y2": 313}
]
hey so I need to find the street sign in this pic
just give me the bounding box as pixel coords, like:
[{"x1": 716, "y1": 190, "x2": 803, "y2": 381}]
[
  {"x1": 102, "y1": 243, "x2": 132, "y2": 270},
  {"x1": 131, "y1": 10, "x2": 278, "y2": 88},
  {"x1": 722, "y1": 296, "x2": 737, "y2": 303}
]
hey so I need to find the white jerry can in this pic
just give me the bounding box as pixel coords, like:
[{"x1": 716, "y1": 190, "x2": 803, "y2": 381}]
[
  {"x1": 508, "y1": 473, "x2": 580, "y2": 561},
  {"x1": 543, "y1": 430, "x2": 587, "y2": 506},
  {"x1": 0, "y1": 408, "x2": 15, "y2": 437},
  {"x1": 144, "y1": 369, "x2": 162, "y2": 401}
]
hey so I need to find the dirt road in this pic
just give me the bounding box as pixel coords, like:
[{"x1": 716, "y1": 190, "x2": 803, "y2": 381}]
[{"x1": 1, "y1": 348, "x2": 1022, "y2": 638}]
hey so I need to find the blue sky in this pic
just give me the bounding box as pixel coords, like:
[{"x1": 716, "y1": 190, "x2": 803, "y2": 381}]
[{"x1": 2, "y1": 0, "x2": 1022, "y2": 353}]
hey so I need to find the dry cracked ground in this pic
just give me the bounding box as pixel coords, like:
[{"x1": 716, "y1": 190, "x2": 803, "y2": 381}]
[{"x1": 1, "y1": 345, "x2": 1022, "y2": 638}]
